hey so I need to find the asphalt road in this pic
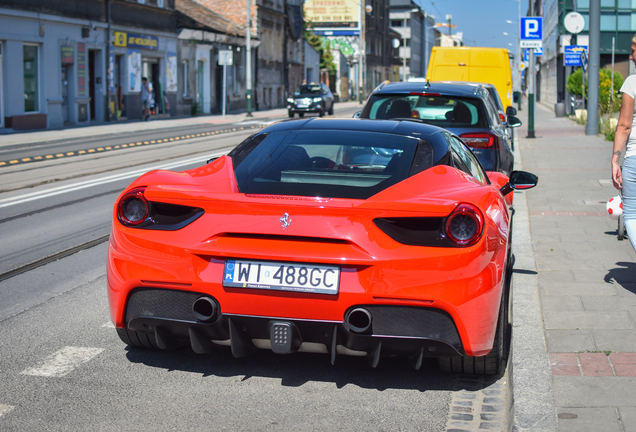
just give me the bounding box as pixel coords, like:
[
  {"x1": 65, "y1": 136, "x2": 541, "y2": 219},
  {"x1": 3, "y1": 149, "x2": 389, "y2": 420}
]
[{"x1": 0, "y1": 107, "x2": 507, "y2": 431}]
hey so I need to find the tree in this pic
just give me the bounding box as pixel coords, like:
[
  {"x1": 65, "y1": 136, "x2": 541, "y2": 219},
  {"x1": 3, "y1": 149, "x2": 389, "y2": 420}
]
[
  {"x1": 305, "y1": 30, "x2": 337, "y2": 77},
  {"x1": 567, "y1": 67, "x2": 623, "y2": 113}
]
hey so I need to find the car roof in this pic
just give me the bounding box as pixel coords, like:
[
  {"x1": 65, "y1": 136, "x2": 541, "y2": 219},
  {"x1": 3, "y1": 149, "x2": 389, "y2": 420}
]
[
  {"x1": 370, "y1": 81, "x2": 485, "y2": 98},
  {"x1": 260, "y1": 117, "x2": 453, "y2": 141}
]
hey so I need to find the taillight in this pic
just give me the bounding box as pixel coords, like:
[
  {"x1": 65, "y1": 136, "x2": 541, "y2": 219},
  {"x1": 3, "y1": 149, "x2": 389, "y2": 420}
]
[
  {"x1": 459, "y1": 132, "x2": 496, "y2": 149},
  {"x1": 499, "y1": 112, "x2": 506, "y2": 122},
  {"x1": 117, "y1": 187, "x2": 149, "y2": 226},
  {"x1": 445, "y1": 203, "x2": 483, "y2": 246},
  {"x1": 411, "y1": 110, "x2": 420, "y2": 119}
]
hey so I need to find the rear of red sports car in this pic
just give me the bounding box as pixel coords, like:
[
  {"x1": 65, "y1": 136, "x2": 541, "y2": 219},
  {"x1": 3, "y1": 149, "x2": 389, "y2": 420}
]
[{"x1": 107, "y1": 119, "x2": 523, "y2": 375}]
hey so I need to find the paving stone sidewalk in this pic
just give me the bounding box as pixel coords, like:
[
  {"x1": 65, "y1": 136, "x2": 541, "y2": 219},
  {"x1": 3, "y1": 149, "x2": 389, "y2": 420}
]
[{"x1": 517, "y1": 101, "x2": 636, "y2": 431}]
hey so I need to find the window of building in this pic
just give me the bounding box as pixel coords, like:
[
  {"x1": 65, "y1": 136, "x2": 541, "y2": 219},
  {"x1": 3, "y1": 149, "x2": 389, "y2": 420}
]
[
  {"x1": 182, "y1": 60, "x2": 188, "y2": 97},
  {"x1": 601, "y1": 0, "x2": 615, "y2": 7},
  {"x1": 577, "y1": 0, "x2": 589, "y2": 10},
  {"x1": 391, "y1": 20, "x2": 402, "y2": 27},
  {"x1": 23, "y1": 44, "x2": 39, "y2": 112},
  {"x1": 601, "y1": 13, "x2": 616, "y2": 31},
  {"x1": 618, "y1": 0, "x2": 631, "y2": 9},
  {"x1": 157, "y1": 0, "x2": 164, "y2": 6},
  {"x1": 618, "y1": 12, "x2": 631, "y2": 30}
]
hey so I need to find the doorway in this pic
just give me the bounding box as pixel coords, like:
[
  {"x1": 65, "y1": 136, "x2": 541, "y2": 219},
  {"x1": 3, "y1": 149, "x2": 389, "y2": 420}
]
[
  {"x1": 89, "y1": 50, "x2": 96, "y2": 120},
  {"x1": 61, "y1": 64, "x2": 71, "y2": 123}
]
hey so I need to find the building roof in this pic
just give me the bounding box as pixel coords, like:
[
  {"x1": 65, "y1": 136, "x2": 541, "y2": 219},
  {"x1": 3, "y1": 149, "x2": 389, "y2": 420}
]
[{"x1": 175, "y1": 0, "x2": 246, "y2": 36}]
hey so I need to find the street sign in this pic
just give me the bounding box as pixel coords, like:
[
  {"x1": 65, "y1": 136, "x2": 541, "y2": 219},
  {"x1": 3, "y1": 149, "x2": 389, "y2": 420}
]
[
  {"x1": 218, "y1": 50, "x2": 233, "y2": 66},
  {"x1": 564, "y1": 45, "x2": 587, "y2": 66},
  {"x1": 520, "y1": 17, "x2": 542, "y2": 40},
  {"x1": 520, "y1": 40, "x2": 542, "y2": 48},
  {"x1": 581, "y1": 49, "x2": 589, "y2": 72},
  {"x1": 534, "y1": 47, "x2": 543, "y2": 56}
]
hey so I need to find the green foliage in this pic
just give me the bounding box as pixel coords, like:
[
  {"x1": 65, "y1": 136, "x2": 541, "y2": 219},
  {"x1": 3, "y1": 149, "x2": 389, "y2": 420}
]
[
  {"x1": 567, "y1": 68, "x2": 623, "y2": 114},
  {"x1": 305, "y1": 30, "x2": 337, "y2": 76}
]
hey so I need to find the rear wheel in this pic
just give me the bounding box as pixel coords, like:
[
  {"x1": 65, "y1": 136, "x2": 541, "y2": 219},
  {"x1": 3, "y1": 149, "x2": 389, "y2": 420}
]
[
  {"x1": 438, "y1": 292, "x2": 505, "y2": 375},
  {"x1": 288, "y1": 111, "x2": 294, "y2": 118},
  {"x1": 298, "y1": 112, "x2": 304, "y2": 118},
  {"x1": 116, "y1": 327, "x2": 159, "y2": 349}
]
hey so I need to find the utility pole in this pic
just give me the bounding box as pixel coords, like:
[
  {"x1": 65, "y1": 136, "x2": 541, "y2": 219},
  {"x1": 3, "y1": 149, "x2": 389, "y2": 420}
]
[
  {"x1": 586, "y1": 0, "x2": 600, "y2": 135},
  {"x1": 246, "y1": 0, "x2": 253, "y2": 116}
]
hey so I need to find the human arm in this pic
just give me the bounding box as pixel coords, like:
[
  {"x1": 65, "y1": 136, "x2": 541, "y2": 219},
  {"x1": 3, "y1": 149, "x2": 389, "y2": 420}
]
[{"x1": 613, "y1": 93, "x2": 635, "y2": 189}]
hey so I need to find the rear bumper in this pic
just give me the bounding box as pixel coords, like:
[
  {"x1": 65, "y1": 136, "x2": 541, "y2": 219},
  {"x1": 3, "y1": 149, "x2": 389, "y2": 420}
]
[{"x1": 120, "y1": 288, "x2": 464, "y2": 361}]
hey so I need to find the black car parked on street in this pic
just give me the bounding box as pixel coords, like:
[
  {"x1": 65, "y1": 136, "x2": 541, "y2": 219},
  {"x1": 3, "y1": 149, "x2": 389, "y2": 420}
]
[
  {"x1": 358, "y1": 81, "x2": 521, "y2": 176},
  {"x1": 287, "y1": 84, "x2": 335, "y2": 118}
]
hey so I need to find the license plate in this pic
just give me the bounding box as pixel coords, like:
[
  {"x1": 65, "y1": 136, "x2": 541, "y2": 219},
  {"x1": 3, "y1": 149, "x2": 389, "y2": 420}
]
[
  {"x1": 223, "y1": 259, "x2": 340, "y2": 295},
  {"x1": 297, "y1": 104, "x2": 308, "y2": 108}
]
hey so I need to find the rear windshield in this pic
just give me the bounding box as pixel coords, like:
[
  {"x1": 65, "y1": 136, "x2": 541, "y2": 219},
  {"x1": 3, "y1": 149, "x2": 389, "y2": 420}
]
[
  {"x1": 231, "y1": 130, "x2": 440, "y2": 199},
  {"x1": 364, "y1": 94, "x2": 488, "y2": 129},
  {"x1": 295, "y1": 85, "x2": 322, "y2": 95}
]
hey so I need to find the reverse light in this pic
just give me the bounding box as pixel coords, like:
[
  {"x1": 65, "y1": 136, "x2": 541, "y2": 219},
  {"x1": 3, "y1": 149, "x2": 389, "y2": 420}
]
[
  {"x1": 445, "y1": 203, "x2": 484, "y2": 246},
  {"x1": 117, "y1": 187, "x2": 148, "y2": 226},
  {"x1": 459, "y1": 132, "x2": 496, "y2": 149}
]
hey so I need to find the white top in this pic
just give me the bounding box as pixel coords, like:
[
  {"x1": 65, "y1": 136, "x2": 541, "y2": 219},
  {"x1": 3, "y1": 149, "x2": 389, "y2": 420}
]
[{"x1": 620, "y1": 75, "x2": 636, "y2": 159}]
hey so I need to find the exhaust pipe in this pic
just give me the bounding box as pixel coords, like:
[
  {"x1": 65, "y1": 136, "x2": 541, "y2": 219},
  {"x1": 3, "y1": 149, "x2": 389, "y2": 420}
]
[
  {"x1": 192, "y1": 297, "x2": 218, "y2": 323},
  {"x1": 346, "y1": 308, "x2": 372, "y2": 333}
]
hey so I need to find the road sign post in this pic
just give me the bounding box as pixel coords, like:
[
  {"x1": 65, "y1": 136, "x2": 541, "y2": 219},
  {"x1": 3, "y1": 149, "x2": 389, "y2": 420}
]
[
  {"x1": 520, "y1": 17, "x2": 542, "y2": 139},
  {"x1": 218, "y1": 50, "x2": 233, "y2": 118}
]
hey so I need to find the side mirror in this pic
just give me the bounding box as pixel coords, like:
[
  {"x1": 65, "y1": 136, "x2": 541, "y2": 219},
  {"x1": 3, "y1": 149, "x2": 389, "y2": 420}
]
[
  {"x1": 506, "y1": 106, "x2": 517, "y2": 116},
  {"x1": 353, "y1": 111, "x2": 361, "y2": 118},
  {"x1": 506, "y1": 115, "x2": 522, "y2": 128},
  {"x1": 499, "y1": 170, "x2": 538, "y2": 195}
]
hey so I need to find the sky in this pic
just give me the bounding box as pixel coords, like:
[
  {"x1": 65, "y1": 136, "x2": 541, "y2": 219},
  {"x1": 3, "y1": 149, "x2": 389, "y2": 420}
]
[{"x1": 417, "y1": 0, "x2": 523, "y2": 56}]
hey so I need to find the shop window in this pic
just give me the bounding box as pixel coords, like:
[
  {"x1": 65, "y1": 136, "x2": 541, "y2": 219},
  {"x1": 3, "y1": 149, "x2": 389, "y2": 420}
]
[{"x1": 23, "y1": 44, "x2": 39, "y2": 112}]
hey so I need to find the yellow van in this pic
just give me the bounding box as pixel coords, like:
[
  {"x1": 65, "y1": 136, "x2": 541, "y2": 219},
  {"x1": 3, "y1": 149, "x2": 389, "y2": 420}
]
[{"x1": 426, "y1": 47, "x2": 513, "y2": 108}]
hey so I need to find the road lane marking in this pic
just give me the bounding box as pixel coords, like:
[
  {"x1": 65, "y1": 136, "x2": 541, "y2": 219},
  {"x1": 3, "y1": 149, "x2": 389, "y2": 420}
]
[
  {"x1": 0, "y1": 405, "x2": 14, "y2": 417},
  {"x1": 0, "y1": 152, "x2": 225, "y2": 209},
  {"x1": 21, "y1": 347, "x2": 104, "y2": 378}
]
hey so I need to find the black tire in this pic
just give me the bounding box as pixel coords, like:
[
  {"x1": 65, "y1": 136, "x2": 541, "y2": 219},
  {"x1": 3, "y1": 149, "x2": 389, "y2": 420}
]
[
  {"x1": 319, "y1": 105, "x2": 325, "y2": 117},
  {"x1": 116, "y1": 327, "x2": 159, "y2": 349},
  {"x1": 328, "y1": 104, "x2": 334, "y2": 115},
  {"x1": 298, "y1": 112, "x2": 304, "y2": 118},
  {"x1": 618, "y1": 214, "x2": 625, "y2": 240},
  {"x1": 438, "y1": 291, "x2": 505, "y2": 375},
  {"x1": 288, "y1": 111, "x2": 294, "y2": 118}
]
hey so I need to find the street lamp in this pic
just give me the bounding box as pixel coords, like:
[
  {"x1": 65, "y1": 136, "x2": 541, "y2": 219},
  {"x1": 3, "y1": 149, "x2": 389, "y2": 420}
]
[{"x1": 402, "y1": 8, "x2": 419, "y2": 82}]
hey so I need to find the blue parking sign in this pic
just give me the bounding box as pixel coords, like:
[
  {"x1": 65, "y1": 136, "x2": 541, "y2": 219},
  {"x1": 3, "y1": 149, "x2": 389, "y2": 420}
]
[{"x1": 520, "y1": 17, "x2": 542, "y2": 40}]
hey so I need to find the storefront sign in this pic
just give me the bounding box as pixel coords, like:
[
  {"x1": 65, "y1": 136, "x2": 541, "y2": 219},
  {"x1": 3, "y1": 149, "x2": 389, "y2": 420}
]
[
  {"x1": 77, "y1": 43, "x2": 86, "y2": 96},
  {"x1": 304, "y1": 0, "x2": 360, "y2": 30},
  {"x1": 114, "y1": 31, "x2": 158, "y2": 50},
  {"x1": 61, "y1": 45, "x2": 74, "y2": 64},
  {"x1": 108, "y1": 45, "x2": 115, "y2": 94}
]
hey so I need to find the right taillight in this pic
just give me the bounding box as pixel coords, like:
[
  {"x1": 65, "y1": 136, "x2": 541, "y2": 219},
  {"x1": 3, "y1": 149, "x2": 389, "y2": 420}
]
[
  {"x1": 445, "y1": 203, "x2": 484, "y2": 246},
  {"x1": 459, "y1": 132, "x2": 496, "y2": 149}
]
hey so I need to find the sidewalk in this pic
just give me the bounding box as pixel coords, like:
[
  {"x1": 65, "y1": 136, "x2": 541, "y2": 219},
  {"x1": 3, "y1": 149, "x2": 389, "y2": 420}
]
[
  {"x1": 0, "y1": 101, "x2": 364, "y2": 147},
  {"x1": 512, "y1": 100, "x2": 636, "y2": 431}
]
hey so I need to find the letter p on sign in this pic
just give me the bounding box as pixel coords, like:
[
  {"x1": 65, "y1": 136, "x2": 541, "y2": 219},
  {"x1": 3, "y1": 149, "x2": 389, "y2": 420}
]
[{"x1": 520, "y1": 17, "x2": 542, "y2": 40}]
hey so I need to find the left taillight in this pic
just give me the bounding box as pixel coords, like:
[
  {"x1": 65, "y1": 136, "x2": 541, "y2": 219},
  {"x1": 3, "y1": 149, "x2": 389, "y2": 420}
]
[
  {"x1": 117, "y1": 187, "x2": 149, "y2": 226},
  {"x1": 445, "y1": 203, "x2": 484, "y2": 246},
  {"x1": 459, "y1": 132, "x2": 496, "y2": 149}
]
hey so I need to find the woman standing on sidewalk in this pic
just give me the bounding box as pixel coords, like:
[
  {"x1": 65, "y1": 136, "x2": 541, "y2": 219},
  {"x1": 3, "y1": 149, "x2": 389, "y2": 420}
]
[{"x1": 612, "y1": 39, "x2": 636, "y2": 250}]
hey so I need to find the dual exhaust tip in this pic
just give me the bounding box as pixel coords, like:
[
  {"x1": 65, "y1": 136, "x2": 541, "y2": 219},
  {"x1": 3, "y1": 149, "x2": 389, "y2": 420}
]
[
  {"x1": 193, "y1": 297, "x2": 372, "y2": 335},
  {"x1": 192, "y1": 296, "x2": 219, "y2": 323},
  {"x1": 346, "y1": 307, "x2": 372, "y2": 334}
]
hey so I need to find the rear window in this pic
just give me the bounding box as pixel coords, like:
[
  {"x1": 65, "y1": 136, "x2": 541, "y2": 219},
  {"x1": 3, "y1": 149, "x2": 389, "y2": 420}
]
[
  {"x1": 364, "y1": 94, "x2": 488, "y2": 129},
  {"x1": 231, "y1": 130, "x2": 441, "y2": 199}
]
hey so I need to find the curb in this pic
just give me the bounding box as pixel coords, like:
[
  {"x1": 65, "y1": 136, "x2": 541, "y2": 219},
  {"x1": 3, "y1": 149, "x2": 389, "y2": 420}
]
[{"x1": 510, "y1": 137, "x2": 558, "y2": 431}]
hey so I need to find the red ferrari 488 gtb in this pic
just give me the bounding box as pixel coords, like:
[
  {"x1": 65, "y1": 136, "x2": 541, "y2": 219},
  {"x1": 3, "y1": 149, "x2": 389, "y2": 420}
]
[{"x1": 107, "y1": 118, "x2": 537, "y2": 375}]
